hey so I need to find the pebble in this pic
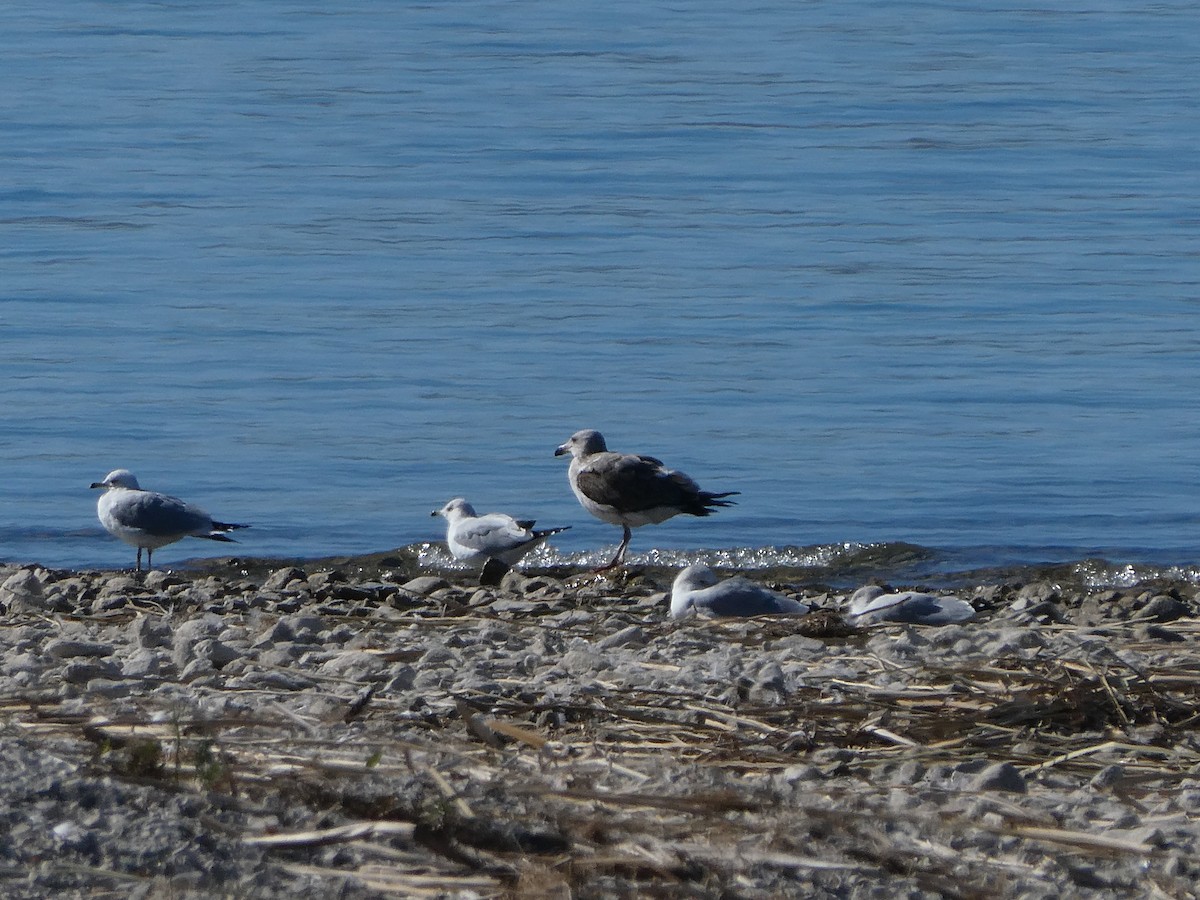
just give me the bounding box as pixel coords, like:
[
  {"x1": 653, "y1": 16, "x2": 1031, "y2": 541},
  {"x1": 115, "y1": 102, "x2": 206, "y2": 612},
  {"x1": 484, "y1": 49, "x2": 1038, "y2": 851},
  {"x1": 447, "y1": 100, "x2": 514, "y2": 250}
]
[
  {"x1": 0, "y1": 569, "x2": 46, "y2": 613},
  {"x1": 971, "y1": 761, "x2": 1027, "y2": 794},
  {"x1": 1140, "y1": 595, "x2": 1189, "y2": 622},
  {"x1": 402, "y1": 576, "x2": 449, "y2": 596},
  {"x1": 46, "y1": 639, "x2": 115, "y2": 660}
]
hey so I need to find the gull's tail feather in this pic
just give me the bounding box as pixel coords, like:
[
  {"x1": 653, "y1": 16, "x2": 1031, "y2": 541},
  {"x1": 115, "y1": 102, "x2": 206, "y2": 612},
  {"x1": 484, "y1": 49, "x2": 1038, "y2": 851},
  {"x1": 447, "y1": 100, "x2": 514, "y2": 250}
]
[
  {"x1": 205, "y1": 521, "x2": 248, "y2": 543},
  {"x1": 691, "y1": 491, "x2": 739, "y2": 516}
]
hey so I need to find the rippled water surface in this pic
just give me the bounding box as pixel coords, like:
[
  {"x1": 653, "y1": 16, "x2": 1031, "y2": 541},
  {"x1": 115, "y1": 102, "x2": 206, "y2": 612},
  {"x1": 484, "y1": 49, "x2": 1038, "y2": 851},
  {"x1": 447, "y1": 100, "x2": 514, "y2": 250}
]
[{"x1": 2, "y1": 2, "x2": 1199, "y2": 575}]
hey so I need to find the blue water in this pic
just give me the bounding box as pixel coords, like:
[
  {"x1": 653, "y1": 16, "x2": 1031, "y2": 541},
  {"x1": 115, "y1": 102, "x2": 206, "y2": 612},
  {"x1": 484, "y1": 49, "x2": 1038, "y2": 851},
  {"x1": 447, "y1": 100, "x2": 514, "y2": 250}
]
[{"x1": 3, "y1": 2, "x2": 1199, "y2": 575}]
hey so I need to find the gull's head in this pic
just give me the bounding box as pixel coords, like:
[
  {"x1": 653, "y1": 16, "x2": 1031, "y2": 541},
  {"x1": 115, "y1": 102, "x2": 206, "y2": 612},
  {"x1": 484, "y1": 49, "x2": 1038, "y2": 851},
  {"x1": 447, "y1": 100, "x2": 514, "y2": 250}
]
[
  {"x1": 669, "y1": 563, "x2": 719, "y2": 617},
  {"x1": 555, "y1": 429, "x2": 607, "y2": 459},
  {"x1": 432, "y1": 498, "x2": 476, "y2": 521},
  {"x1": 847, "y1": 585, "x2": 887, "y2": 617},
  {"x1": 90, "y1": 469, "x2": 140, "y2": 491},
  {"x1": 673, "y1": 563, "x2": 719, "y2": 593}
]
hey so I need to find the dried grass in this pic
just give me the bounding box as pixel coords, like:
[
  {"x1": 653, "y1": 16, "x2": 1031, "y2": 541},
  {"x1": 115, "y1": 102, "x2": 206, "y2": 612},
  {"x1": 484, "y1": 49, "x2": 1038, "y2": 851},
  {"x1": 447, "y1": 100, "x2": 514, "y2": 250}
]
[{"x1": 6, "y1": 607, "x2": 1200, "y2": 898}]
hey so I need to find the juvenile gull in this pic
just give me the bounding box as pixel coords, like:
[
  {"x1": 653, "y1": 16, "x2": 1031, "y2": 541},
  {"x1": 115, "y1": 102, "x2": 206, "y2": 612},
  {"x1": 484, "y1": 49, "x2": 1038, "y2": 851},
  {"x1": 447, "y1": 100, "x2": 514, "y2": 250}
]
[
  {"x1": 847, "y1": 585, "x2": 976, "y2": 625},
  {"x1": 670, "y1": 564, "x2": 810, "y2": 618},
  {"x1": 90, "y1": 469, "x2": 247, "y2": 571},
  {"x1": 554, "y1": 429, "x2": 737, "y2": 570},
  {"x1": 432, "y1": 497, "x2": 569, "y2": 586}
]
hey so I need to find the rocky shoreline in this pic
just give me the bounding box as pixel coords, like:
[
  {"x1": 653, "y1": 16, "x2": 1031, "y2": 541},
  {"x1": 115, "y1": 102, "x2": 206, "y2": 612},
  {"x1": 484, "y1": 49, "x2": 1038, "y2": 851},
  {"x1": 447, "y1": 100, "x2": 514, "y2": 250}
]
[{"x1": 1, "y1": 552, "x2": 1198, "y2": 898}]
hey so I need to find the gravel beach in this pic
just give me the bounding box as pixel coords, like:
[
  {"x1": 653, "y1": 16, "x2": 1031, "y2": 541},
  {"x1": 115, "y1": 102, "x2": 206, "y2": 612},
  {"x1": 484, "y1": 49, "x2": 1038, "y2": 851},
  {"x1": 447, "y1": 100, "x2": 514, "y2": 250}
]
[{"x1": 1, "y1": 551, "x2": 1198, "y2": 899}]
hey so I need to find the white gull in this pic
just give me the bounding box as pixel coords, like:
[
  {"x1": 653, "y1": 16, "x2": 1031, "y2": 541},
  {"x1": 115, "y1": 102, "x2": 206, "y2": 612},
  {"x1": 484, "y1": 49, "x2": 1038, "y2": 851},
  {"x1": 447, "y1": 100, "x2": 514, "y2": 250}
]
[
  {"x1": 670, "y1": 564, "x2": 809, "y2": 618},
  {"x1": 554, "y1": 429, "x2": 737, "y2": 570},
  {"x1": 90, "y1": 469, "x2": 247, "y2": 571},
  {"x1": 847, "y1": 585, "x2": 976, "y2": 625},
  {"x1": 432, "y1": 497, "x2": 569, "y2": 585}
]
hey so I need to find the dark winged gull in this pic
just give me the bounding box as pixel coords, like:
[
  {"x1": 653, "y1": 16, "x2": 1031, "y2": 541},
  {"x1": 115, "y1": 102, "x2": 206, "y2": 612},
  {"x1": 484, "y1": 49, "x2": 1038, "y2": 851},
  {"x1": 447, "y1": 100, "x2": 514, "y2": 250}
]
[
  {"x1": 554, "y1": 429, "x2": 738, "y2": 570},
  {"x1": 90, "y1": 469, "x2": 247, "y2": 571},
  {"x1": 847, "y1": 585, "x2": 976, "y2": 625},
  {"x1": 431, "y1": 497, "x2": 569, "y2": 586},
  {"x1": 670, "y1": 564, "x2": 810, "y2": 618}
]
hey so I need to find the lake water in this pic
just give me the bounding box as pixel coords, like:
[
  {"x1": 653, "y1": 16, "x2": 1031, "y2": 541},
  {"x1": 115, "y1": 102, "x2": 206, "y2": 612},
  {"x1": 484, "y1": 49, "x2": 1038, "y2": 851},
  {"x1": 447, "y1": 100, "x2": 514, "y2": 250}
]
[{"x1": 3, "y1": 1, "x2": 1199, "y2": 582}]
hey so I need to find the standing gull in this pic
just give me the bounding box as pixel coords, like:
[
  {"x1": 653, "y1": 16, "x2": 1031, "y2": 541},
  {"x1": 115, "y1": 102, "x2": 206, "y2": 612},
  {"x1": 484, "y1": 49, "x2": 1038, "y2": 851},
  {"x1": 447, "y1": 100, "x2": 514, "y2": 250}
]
[
  {"x1": 670, "y1": 564, "x2": 810, "y2": 618},
  {"x1": 847, "y1": 585, "x2": 976, "y2": 625},
  {"x1": 90, "y1": 469, "x2": 248, "y2": 571},
  {"x1": 554, "y1": 429, "x2": 738, "y2": 570},
  {"x1": 432, "y1": 497, "x2": 570, "y2": 586}
]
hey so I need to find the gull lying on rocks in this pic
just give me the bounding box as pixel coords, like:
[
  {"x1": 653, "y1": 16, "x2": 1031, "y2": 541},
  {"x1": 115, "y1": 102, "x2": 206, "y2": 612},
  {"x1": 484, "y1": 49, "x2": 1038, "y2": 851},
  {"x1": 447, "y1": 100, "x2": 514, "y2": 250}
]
[
  {"x1": 670, "y1": 564, "x2": 809, "y2": 618},
  {"x1": 432, "y1": 497, "x2": 570, "y2": 586},
  {"x1": 90, "y1": 469, "x2": 247, "y2": 571},
  {"x1": 847, "y1": 585, "x2": 976, "y2": 625},
  {"x1": 554, "y1": 429, "x2": 737, "y2": 570}
]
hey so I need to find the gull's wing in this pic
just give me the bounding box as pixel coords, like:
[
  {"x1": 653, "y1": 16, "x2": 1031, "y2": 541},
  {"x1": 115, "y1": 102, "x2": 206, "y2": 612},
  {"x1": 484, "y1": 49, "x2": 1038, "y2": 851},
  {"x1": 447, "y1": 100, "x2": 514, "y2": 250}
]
[{"x1": 109, "y1": 491, "x2": 211, "y2": 537}]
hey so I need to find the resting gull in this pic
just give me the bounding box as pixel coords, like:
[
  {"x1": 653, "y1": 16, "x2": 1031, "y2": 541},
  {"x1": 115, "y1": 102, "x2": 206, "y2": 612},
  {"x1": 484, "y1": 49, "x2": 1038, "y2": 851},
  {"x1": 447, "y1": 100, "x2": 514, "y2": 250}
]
[
  {"x1": 847, "y1": 585, "x2": 976, "y2": 625},
  {"x1": 90, "y1": 469, "x2": 247, "y2": 571},
  {"x1": 670, "y1": 564, "x2": 810, "y2": 618},
  {"x1": 432, "y1": 497, "x2": 569, "y2": 586},
  {"x1": 554, "y1": 429, "x2": 737, "y2": 570}
]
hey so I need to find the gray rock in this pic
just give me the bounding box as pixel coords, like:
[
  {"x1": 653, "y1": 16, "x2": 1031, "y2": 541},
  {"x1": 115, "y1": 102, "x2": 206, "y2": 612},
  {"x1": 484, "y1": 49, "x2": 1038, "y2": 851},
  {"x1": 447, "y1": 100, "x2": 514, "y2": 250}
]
[
  {"x1": 1135, "y1": 623, "x2": 1185, "y2": 642},
  {"x1": 402, "y1": 576, "x2": 451, "y2": 596},
  {"x1": 257, "y1": 646, "x2": 302, "y2": 667},
  {"x1": 1016, "y1": 582, "x2": 1059, "y2": 604},
  {"x1": 254, "y1": 618, "x2": 296, "y2": 647},
  {"x1": 1, "y1": 569, "x2": 46, "y2": 613},
  {"x1": 178, "y1": 657, "x2": 216, "y2": 683},
  {"x1": 242, "y1": 669, "x2": 314, "y2": 691},
  {"x1": 489, "y1": 598, "x2": 540, "y2": 615},
  {"x1": 262, "y1": 567, "x2": 308, "y2": 590},
  {"x1": 560, "y1": 647, "x2": 605, "y2": 675},
  {"x1": 971, "y1": 761, "x2": 1027, "y2": 793},
  {"x1": 3, "y1": 653, "x2": 43, "y2": 678},
  {"x1": 91, "y1": 593, "x2": 132, "y2": 614},
  {"x1": 62, "y1": 659, "x2": 122, "y2": 685},
  {"x1": 781, "y1": 764, "x2": 822, "y2": 784},
  {"x1": 418, "y1": 645, "x2": 459, "y2": 667},
  {"x1": 597, "y1": 625, "x2": 646, "y2": 650},
  {"x1": 306, "y1": 570, "x2": 345, "y2": 591},
  {"x1": 193, "y1": 639, "x2": 242, "y2": 669},
  {"x1": 1139, "y1": 595, "x2": 1188, "y2": 623},
  {"x1": 131, "y1": 615, "x2": 173, "y2": 649},
  {"x1": 142, "y1": 570, "x2": 185, "y2": 592},
  {"x1": 1091, "y1": 764, "x2": 1126, "y2": 790},
  {"x1": 172, "y1": 615, "x2": 226, "y2": 669},
  {"x1": 319, "y1": 650, "x2": 387, "y2": 680},
  {"x1": 121, "y1": 648, "x2": 165, "y2": 679},
  {"x1": 98, "y1": 575, "x2": 141, "y2": 597},
  {"x1": 388, "y1": 666, "x2": 418, "y2": 692},
  {"x1": 278, "y1": 613, "x2": 327, "y2": 642},
  {"x1": 893, "y1": 760, "x2": 926, "y2": 785},
  {"x1": 45, "y1": 639, "x2": 116, "y2": 660}
]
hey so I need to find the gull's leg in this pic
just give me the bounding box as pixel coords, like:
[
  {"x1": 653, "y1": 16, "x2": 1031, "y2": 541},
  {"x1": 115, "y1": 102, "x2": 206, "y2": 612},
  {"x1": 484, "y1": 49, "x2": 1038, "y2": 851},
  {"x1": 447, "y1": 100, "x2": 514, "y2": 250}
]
[{"x1": 594, "y1": 525, "x2": 633, "y2": 572}]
